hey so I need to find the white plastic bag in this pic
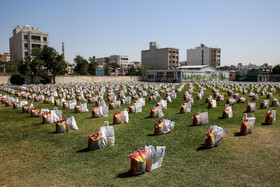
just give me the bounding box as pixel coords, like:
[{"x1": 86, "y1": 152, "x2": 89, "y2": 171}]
[
  {"x1": 51, "y1": 107, "x2": 62, "y2": 123},
  {"x1": 210, "y1": 125, "x2": 227, "y2": 146},
  {"x1": 99, "y1": 105, "x2": 109, "y2": 117},
  {"x1": 40, "y1": 108, "x2": 50, "y2": 116},
  {"x1": 139, "y1": 98, "x2": 145, "y2": 106},
  {"x1": 125, "y1": 97, "x2": 131, "y2": 104},
  {"x1": 200, "y1": 111, "x2": 209, "y2": 125},
  {"x1": 145, "y1": 145, "x2": 166, "y2": 171},
  {"x1": 50, "y1": 96, "x2": 55, "y2": 103},
  {"x1": 19, "y1": 101, "x2": 28, "y2": 108},
  {"x1": 163, "y1": 119, "x2": 175, "y2": 133},
  {"x1": 243, "y1": 114, "x2": 256, "y2": 133},
  {"x1": 66, "y1": 116, "x2": 79, "y2": 131},
  {"x1": 81, "y1": 103, "x2": 89, "y2": 112},
  {"x1": 121, "y1": 109, "x2": 129, "y2": 123},
  {"x1": 160, "y1": 100, "x2": 167, "y2": 109},
  {"x1": 225, "y1": 105, "x2": 233, "y2": 118},
  {"x1": 99, "y1": 121, "x2": 115, "y2": 147},
  {"x1": 69, "y1": 100, "x2": 77, "y2": 109}
]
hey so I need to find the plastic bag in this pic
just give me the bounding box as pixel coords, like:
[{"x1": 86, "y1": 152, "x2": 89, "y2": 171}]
[
  {"x1": 113, "y1": 111, "x2": 122, "y2": 124},
  {"x1": 265, "y1": 110, "x2": 276, "y2": 125},
  {"x1": 210, "y1": 125, "x2": 227, "y2": 146},
  {"x1": 69, "y1": 100, "x2": 77, "y2": 109},
  {"x1": 272, "y1": 98, "x2": 280, "y2": 106},
  {"x1": 243, "y1": 113, "x2": 255, "y2": 134},
  {"x1": 208, "y1": 100, "x2": 216, "y2": 109},
  {"x1": 129, "y1": 148, "x2": 147, "y2": 176},
  {"x1": 200, "y1": 111, "x2": 209, "y2": 125},
  {"x1": 145, "y1": 145, "x2": 165, "y2": 171},
  {"x1": 56, "y1": 120, "x2": 67, "y2": 133},
  {"x1": 121, "y1": 109, "x2": 129, "y2": 123},
  {"x1": 260, "y1": 100, "x2": 269, "y2": 109},
  {"x1": 247, "y1": 102, "x2": 256, "y2": 112},
  {"x1": 81, "y1": 103, "x2": 89, "y2": 112},
  {"x1": 51, "y1": 107, "x2": 62, "y2": 123},
  {"x1": 99, "y1": 121, "x2": 115, "y2": 147},
  {"x1": 87, "y1": 133, "x2": 103, "y2": 150},
  {"x1": 125, "y1": 97, "x2": 131, "y2": 104},
  {"x1": 66, "y1": 116, "x2": 79, "y2": 131}
]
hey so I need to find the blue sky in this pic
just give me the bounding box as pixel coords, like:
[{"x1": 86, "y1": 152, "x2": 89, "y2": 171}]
[{"x1": 1, "y1": 0, "x2": 280, "y2": 66}]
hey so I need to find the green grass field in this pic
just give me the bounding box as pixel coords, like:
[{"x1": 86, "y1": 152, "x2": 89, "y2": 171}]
[{"x1": 0, "y1": 83, "x2": 280, "y2": 186}]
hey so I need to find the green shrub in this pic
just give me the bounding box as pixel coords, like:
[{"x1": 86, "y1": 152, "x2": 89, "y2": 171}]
[
  {"x1": 40, "y1": 74, "x2": 52, "y2": 84},
  {"x1": 10, "y1": 74, "x2": 25, "y2": 85}
]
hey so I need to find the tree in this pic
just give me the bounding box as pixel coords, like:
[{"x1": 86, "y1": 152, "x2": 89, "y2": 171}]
[
  {"x1": 18, "y1": 54, "x2": 43, "y2": 84},
  {"x1": 136, "y1": 65, "x2": 148, "y2": 76},
  {"x1": 110, "y1": 61, "x2": 120, "y2": 73},
  {"x1": 103, "y1": 57, "x2": 110, "y2": 75},
  {"x1": 5, "y1": 60, "x2": 20, "y2": 74},
  {"x1": 74, "y1": 55, "x2": 89, "y2": 75},
  {"x1": 271, "y1": 65, "x2": 280, "y2": 74},
  {"x1": 88, "y1": 56, "x2": 98, "y2": 75},
  {"x1": 126, "y1": 65, "x2": 137, "y2": 76},
  {"x1": 37, "y1": 46, "x2": 67, "y2": 84}
]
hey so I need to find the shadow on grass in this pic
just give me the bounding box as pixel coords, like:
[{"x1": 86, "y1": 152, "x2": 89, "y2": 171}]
[
  {"x1": 116, "y1": 170, "x2": 140, "y2": 178},
  {"x1": 147, "y1": 134, "x2": 155, "y2": 136},
  {"x1": 261, "y1": 122, "x2": 272, "y2": 126},
  {"x1": 77, "y1": 148, "x2": 93, "y2": 153},
  {"x1": 197, "y1": 144, "x2": 208, "y2": 151},
  {"x1": 234, "y1": 132, "x2": 243, "y2": 136}
]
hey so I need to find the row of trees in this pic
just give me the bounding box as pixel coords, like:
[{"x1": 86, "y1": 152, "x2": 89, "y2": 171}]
[
  {"x1": 6, "y1": 46, "x2": 67, "y2": 84},
  {"x1": 73, "y1": 55, "x2": 147, "y2": 76}
]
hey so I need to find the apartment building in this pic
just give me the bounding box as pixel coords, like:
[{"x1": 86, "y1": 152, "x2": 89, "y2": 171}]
[
  {"x1": 141, "y1": 42, "x2": 179, "y2": 70},
  {"x1": 9, "y1": 25, "x2": 49, "y2": 61},
  {"x1": 96, "y1": 55, "x2": 129, "y2": 65},
  {"x1": 187, "y1": 44, "x2": 221, "y2": 68}
]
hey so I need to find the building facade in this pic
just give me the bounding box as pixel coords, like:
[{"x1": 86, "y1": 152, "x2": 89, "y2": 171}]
[
  {"x1": 9, "y1": 25, "x2": 49, "y2": 61},
  {"x1": 0, "y1": 52, "x2": 10, "y2": 63},
  {"x1": 96, "y1": 55, "x2": 129, "y2": 65},
  {"x1": 145, "y1": 67, "x2": 229, "y2": 82},
  {"x1": 141, "y1": 42, "x2": 179, "y2": 70},
  {"x1": 187, "y1": 44, "x2": 221, "y2": 68}
]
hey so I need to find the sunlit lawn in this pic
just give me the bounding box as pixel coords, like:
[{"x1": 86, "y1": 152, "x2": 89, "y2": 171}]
[{"x1": 0, "y1": 82, "x2": 280, "y2": 186}]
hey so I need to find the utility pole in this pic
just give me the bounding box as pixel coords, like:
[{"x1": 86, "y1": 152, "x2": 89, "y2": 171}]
[{"x1": 62, "y1": 42, "x2": 65, "y2": 59}]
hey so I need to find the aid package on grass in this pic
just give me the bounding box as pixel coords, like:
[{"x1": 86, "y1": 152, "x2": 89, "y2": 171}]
[
  {"x1": 87, "y1": 121, "x2": 114, "y2": 150},
  {"x1": 240, "y1": 113, "x2": 256, "y2": 135},
  {"x1": 113, "y1": 109, "x2": 129, "y2": 124},
  {"x1": 247, "y1": 102, "x2": 256, "y2": 112},
  {"x1": 192, "y1": 111, "x2": 208, "y2": 126},
  {"x1": 222, "y1": 105, "x2": 233, "y2": 119},
  {"x1": 180, "y1": 102, "x2": 191, "y2": 113},
  {"x1": 205, "y1": 125, "x2": 227, "y2": 149},
  {"x1": 150, "y1": 106, "x2": 164, "y2": 118},
  {"x1": 145, "y1": 145, "x2": 165, "y2": 171},
  {"x1": 265, "y1": 110, "x2": 276, "y2": 125},
  {"x1": 129, "y1": 148, "x2": 147, "y2": 176},
  {"x1": 154, "y1": 119, "x2": 175, "y2": 135},
  {"x1": 260, "y1": 100, "x2": 269, "y2": 109}
]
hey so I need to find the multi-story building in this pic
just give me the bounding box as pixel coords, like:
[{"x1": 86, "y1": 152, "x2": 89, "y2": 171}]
[
  {"x1": 9, "y1": 25, "x2": 48, "y2": 61},
  {"x1": 187, "y1": 44, "x2": 221, "y2": 68},
  {"x1": 141, "y1": 42, "x2": 179, "y2": 70},
  {"x1": 0, "y1": 52, "x2": 10, "y2": 63},
  {"x1": 96, "y1": 55, "x2": 129, "y2": 65}
]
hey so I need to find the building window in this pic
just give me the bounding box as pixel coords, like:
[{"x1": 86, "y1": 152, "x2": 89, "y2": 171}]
[
  {"x1": 31, "y1": 35, "x2": 41, "y2": 40},
  {"x1": 24, "y1": 35, "x2": 28, "y2": 40},
  {"x1": 25, "y1": 52, "x2": 29, "y2": 56},
  {"x1": 202, "y1": 50, "x2": 204, "y2": 54},
  {"x1": 43, "y1": 37, "x2": 47, "y2": 42},
  {"x1": 32, "y1": 44, "x2": 41, "y2": 48},
  {"x1": 24, "y1": 43, "x2": 28, "y2": 49}
]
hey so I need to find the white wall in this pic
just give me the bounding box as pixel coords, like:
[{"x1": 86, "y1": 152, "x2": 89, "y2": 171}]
[{"x1": 187, "y1": 47, "x2": 210, "y2": 66}]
